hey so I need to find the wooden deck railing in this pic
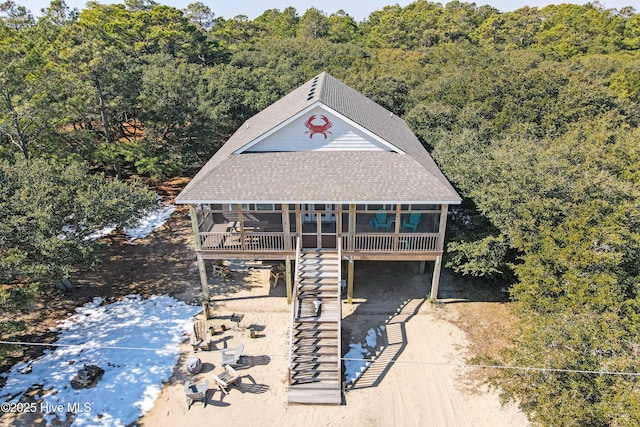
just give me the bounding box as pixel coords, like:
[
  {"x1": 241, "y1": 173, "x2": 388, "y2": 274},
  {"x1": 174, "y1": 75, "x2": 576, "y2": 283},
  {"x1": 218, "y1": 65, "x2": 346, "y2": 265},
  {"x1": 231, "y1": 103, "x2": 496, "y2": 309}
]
[
  {"x1": 288, "y1": 237, "x2": 301, "y2": 385},
  {"x1": 200, "y1": 232, "x2": 296, "y2": 251},
  {"x1": 198, "y1": 231, "x2": 440, "y2": 253},
  {"x1": 345, "y1": 233, "x2": 440, "y2": 252}
]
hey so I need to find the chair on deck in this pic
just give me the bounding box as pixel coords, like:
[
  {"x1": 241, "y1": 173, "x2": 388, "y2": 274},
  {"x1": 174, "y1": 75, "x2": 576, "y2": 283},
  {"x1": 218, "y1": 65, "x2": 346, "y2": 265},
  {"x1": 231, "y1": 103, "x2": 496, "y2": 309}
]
[
  {"x1": 184, "y1": 380, "x2": 209, "y2": 409},
  {"x1": 220, "y1": 342, "x2": 244, "y2": 367},
  {"x1": 373, "y1": 209, "x2": 391, "y2": 231},
  {"x1": 190, "y1": 320, "x2": 212, "y2": 352},
  {"x1": 402, "y1": 213, "x2": 422, "y2": 232},
  {"x1": 211, "y1": 364, "x2": 240, "y2": 395}
]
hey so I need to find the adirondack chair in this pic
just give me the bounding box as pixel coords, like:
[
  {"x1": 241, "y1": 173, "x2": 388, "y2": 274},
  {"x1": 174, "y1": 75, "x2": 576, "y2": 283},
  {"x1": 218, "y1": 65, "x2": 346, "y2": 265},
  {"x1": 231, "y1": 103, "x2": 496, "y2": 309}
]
[
  {"x1": 220, "y1": 342, "x2": 244, "y2": 367},
  {"x1": 189, "y1": 320, "x2": 212, "y2": 351},
  {"x1": 184, "y1": 380, "x2": 208, "y2": 409},
  {"x1": 373, "y1": 209, "x2": 391, "y2": 231},
  {"x1": 211, "y1": 364, "x2": 240, "y2": 395},
  {"x1": 402, "y1": 213, "x2": 421, "y2": 232}
]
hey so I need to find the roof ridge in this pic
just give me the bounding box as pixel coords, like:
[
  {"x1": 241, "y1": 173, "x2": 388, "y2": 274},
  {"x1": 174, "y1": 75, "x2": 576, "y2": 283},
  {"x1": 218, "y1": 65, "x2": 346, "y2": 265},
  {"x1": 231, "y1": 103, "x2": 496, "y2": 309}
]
[{"x1": 176, "y1": 72, "x2": 461, "y2": 203}]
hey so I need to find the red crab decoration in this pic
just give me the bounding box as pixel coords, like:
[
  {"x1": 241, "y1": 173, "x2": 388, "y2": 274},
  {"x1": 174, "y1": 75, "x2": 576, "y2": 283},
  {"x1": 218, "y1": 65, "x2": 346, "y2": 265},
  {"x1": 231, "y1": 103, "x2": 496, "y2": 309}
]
[{"x1": 305, "y1": 115, "x2": 332, "y2": 139}]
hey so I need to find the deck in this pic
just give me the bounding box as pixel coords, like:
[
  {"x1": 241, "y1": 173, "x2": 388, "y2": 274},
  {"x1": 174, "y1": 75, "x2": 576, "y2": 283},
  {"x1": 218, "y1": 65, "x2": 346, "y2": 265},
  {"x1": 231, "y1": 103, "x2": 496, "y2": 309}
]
[
  {"x1": 191, "y1": 203, "x2": 447, "y2": 262},
  {"x1": 197, "y1": 231, "x2": 441, "y2": 258}
]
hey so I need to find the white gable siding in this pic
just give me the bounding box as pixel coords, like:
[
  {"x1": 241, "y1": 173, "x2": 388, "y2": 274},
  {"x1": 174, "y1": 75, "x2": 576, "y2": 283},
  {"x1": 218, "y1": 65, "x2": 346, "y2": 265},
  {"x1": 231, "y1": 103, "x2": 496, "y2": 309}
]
[{"x1": 245, "y1": 108, "x2": 391, "y2": 152}]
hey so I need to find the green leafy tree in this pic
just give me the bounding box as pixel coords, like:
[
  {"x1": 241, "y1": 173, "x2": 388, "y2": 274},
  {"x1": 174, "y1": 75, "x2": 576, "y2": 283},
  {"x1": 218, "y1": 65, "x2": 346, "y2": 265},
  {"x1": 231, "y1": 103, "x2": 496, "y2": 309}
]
[
  {"x1": 253, "y1": 7, "x2": 298, "y2": 38},
  {"x1": 0, "y1": 158, "x2": 156, "y2": 329},
  {"x1": 327, "y1": 10, "x2": 359, "y2": 43},
  {"x1": 0, "y1": 0, "x2": 33, "y2": 30},
  {"x1": 0, "y1": 16, "x2": 66, "y2": 159},
  {"x1": 184, "y1": 2, "x2": 214, "y2": 31},
  {"x1": 297, "y1": 7, "x2": 328, "y2": 39},
  {"x1": 134, "y1": 54, "x2": 215, "y2": 176}
]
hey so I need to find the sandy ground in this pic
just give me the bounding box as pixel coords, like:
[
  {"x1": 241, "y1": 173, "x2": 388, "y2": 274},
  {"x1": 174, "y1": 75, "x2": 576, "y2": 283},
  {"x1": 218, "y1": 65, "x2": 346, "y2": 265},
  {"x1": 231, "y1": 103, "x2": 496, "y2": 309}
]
[
  {"x1": 1, "y1": 191, "x2": 529, "y2": 427},
  {"x1": 141, "y1": 261, "x2": 529, "y2": 427}
]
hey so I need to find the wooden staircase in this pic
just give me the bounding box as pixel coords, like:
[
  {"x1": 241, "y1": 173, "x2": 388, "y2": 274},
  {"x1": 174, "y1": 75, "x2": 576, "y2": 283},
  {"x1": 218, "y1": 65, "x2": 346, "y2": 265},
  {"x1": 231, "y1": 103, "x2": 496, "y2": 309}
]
[{"x1": 288, "y1": 240, "x2": 342, "y2": 405}]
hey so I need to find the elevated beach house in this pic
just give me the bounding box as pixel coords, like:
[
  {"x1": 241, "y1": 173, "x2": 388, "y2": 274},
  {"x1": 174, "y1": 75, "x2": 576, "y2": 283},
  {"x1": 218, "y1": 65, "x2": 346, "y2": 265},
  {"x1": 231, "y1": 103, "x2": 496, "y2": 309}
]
[{"x1": 176, "y1": 72, "x2": 461, "y2": 403}]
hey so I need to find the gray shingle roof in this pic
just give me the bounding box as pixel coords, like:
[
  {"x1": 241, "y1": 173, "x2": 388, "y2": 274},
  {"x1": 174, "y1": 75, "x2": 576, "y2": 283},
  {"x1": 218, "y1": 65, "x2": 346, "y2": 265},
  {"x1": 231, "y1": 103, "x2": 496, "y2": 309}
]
[{"x1": 176, "y1": 72, "x2": 461, "y2": 204}]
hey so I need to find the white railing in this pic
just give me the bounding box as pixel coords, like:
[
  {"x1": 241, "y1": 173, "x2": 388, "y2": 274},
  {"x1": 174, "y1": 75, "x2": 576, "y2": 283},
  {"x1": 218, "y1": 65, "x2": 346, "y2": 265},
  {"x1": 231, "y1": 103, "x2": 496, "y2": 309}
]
[
  {"x1": 336, "y1": 237, "x2": 342, "y2": 382},
  {"x1": 345, "y1": 233, "x2": 440, "y2": 252},
  {"x1": 199, "y1": 232, "x2": 296, "y2": 251},
  {"x1": 199, "y1": 231, "x2": 439, "y2": 253},
  {"x1": 288, "y1": 237, "x2": 302, "y2": 384}
]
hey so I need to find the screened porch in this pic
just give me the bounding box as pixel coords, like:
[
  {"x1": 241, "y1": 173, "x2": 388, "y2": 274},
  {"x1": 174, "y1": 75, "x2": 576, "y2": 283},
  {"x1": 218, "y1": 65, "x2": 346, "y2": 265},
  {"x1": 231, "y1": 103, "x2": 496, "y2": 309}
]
[{"x1": 190, "y1": 203, "x2": 447, "y2": 257}]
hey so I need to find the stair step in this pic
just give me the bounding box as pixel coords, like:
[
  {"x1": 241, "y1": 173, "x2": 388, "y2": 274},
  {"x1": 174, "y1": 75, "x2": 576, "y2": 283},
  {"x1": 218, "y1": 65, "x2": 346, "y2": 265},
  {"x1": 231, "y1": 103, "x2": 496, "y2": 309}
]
[
  {"x1": 289, "y1": 379, "x2": 341, "y2": 392},
  {"x1": 294, "y1": 344, "x2": 339, "y2": 351},
  {"x1": 294, "y1": 330, "x2": 338, "y2": 337},
  {"x1": 291, "y1": 373, "x2": 339, "y2": 382},
  {"x1": 300, "y1": 251, "x2": 338, "y2": 257},
  {"x1": 295, "y1": 340, "x2": 338, "y2": 347},
  {"x1": 298, "y1": 282, "x2": 339, "y2": 288},
  {"x1": 297, "y1": 294, "x2": 338, "y2": 300},
  {"x1": 299, "y1": 258, "x2": 339, "y2": 264},
  {"x1": 298, "y1": 275, "x2": 339, "y2": 280},
  {"x1": 291, "y1": 355, "x2": 338, "y2": 365},
  {"x1": 292, "y1": 349, "x2": 339, "y2": 357},
  {"x1": 292, "y1": 360, "x2": 340, "y2": 367},
  {"x1": 295, "y1": 330, "x2": 339, "y2": 338},
  {"x1": 292, "y1": 363, "x2": 339, "y2": 369},
  {"x1": 292, "y1": 360, "x2": 339, "y2": 368},
  {"x1": 295, "y1": 318, "x2": 339, "y2": 323},
  {"x1": 291, "y1": 371, "x2": 339, "y2": 379}
]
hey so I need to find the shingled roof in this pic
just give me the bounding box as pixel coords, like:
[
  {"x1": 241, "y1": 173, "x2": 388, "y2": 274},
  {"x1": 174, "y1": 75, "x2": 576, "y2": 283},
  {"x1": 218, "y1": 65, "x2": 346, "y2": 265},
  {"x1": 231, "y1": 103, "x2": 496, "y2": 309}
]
[{"x1": 176, "y1": 72, "x2": 461, "y2": 204}]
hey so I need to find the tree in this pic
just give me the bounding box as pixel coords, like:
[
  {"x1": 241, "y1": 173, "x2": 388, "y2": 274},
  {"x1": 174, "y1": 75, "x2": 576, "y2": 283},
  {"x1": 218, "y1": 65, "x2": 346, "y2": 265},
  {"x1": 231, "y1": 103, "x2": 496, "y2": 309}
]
[
  {"x1": 0, "y1": 0, "x2": 33, "y2": 30},
  {"x1": 297, "y1": 7, "x2": 328, "y2": 39},
  {"x1": 40, "y1": 0, "x2": 77, "y2": 26},
  {"x1": 253, "y1": 7, "x2": 298, "y2": 38},
  {"x1": 327, "y1": 10, "x2": 359, "y2": 43},
  {"x1": 0, "y1": 158, "x2": 156, "y2": 319},
  {"x1": 184, "y1": 2, "x2": 214, "y2": 31},
  {"x1": 133, "y1": 54, "x2": 214, "y2": 176},
  {"x1": 0, "y1": 18, "x2": 66, "y2": 159}
]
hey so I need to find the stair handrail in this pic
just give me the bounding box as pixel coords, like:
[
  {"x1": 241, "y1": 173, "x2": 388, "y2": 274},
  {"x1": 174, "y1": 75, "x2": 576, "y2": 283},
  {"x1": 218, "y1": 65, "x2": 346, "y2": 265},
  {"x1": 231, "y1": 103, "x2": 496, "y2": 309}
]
[
  {"x1": 288, "y1": 236, "x2": 301, "y2": 384},
  {"x1": 336, "y1": 236, "x2": 343, "y2": 385}
]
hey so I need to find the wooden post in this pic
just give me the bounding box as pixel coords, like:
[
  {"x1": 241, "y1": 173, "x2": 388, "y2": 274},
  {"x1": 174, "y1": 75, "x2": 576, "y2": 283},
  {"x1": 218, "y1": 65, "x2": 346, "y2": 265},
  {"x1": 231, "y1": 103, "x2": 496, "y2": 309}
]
[
  {"x1": 430, "y1": 256, "x2": 442, "y2": 301},
  {"x1": 316, "y1": 211, "x2": 322, "y2": 249},
  {"x1": 238, "y1": 204, "x2": 245, "y2": 251},
  {"x1": 348, "y1": 204, "x2": 356, "y2": 251},
  {"x1": 295, "y1": 204, "x2": 302, "y2": 244},
  {"x1": 188, "y1": 205, "x2": 202, "y2": 250},
  {"x1": 393, "y1": 204, "x2": 401, "y2": 250},
  {"x1": 283, "y1": 204, "x2": 291, "y2": 250},
  {"x1": 197, "y1": 253, "x2": 210, "y2": 300},
  {"x1": 437, "y1": 204, "x2": 449, "y2": 252},
  {"x1": 337, "y1": 204, "x2": 342, "y2": 241},
  {"x1": 419, "y1": 260, "x2": 426, "y2": 275},
  {"x1": 347, "y1": 256, "x2": 354, "y2": 304},
  {"x1": 286, "y1": 256, "x2": 292, "y2": 304}
]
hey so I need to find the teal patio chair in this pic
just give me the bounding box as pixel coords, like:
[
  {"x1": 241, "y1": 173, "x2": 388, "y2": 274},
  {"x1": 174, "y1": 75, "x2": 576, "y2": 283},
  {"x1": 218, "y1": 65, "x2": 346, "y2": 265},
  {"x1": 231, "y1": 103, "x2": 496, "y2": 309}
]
[
  {"x1": 402, "y1": 213, "x2": 421, "y2": 232},
  {"x1": 373, "y1": 209, "x2": 391, "y2": 231}
]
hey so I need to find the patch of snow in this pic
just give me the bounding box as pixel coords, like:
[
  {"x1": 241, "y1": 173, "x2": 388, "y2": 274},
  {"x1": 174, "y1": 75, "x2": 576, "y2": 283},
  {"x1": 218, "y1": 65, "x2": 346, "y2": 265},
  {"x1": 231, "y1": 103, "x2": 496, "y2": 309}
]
[
  {"x1": 86, "y1": 225, "x2": 117, "y2": 241},
  {"x1": 344, "y1": 326, "x2": 387, "y2": 384},
  {"x1": 58, "y1": 200, "x2": 175, "y2": 244},
  {"x1": 344, "y1": 342, "x2": 371, "y2": 384},
  {"x1": 124, "y1": 203, "x2": 176, "y2": 243},
  {"x1": 365, "y1": 328, "x2": 378, "y2": 347},
  {"x1": 0, "y1": 295, "x2": 199, "y2": 426}
]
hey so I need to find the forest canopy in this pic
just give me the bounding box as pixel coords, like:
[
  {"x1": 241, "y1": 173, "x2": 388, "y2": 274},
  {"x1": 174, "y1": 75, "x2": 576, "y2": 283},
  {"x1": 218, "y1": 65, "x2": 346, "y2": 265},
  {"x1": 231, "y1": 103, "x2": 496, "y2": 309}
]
[{"x1": 1, "y1": 1, "x2": 639, "y2": 424}]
